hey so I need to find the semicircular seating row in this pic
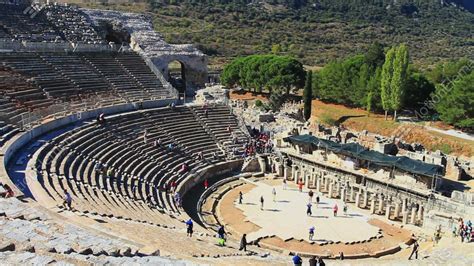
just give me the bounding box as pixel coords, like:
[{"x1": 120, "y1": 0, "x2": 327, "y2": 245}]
[{"x1": 29, "y1": 106, "x2": 244, "y2": 224}]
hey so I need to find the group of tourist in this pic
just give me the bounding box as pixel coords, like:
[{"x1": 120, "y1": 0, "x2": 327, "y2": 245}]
[
  {"x1": 453, "y1": 218, "x2": 473, "y2": 243},
  {"x1": 242, "y1": 129, "x2": 273, "y2": 157},
  {"x1": 292, "y1": 253, "x2": 326, "y2": 266}
]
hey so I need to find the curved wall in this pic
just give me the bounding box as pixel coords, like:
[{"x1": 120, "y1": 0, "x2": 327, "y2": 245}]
[{"x1": 0, "y1": 98, "x2": 176, "y2": 197}]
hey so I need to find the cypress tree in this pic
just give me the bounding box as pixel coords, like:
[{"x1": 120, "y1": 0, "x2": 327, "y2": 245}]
[
  {"x1": 381, "y1": 47, "x2": 396, "y2": 120},
  {"x1": 303, "y1": 71, "x2": 313, "y2": 121}
]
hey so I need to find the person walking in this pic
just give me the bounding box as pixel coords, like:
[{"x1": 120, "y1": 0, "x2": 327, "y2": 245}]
[
  {"x1": 316, "y1": 194, "x2": 320, "y2": 208},
  {"x1": 408, "y1": 238, "x2": 419, "y2": 260},
  {"x1": 260, "y1": 196, "x2": 264, "y2": 210},
  {"x1": 309, "y1": 226, "x2": 315, "y2": 241},
  {"x1": 292, "y1": 253, "x2": 302, "y2": 266},
  {"x1": 185, "y1": 219, "x2": 193, "y2": 237},
  {"x1": 282, "y1": 179, "x2": 287, "y2": 190},
  {"x1": 308, "y1": 190, "x2": 314, "y2": 203},
  {"x1": 307, "y1": 202, "x2": 312, "y2": 216},
  {"x1": 308, "y1": 256, "x2": 317, "y2": 266},
  {"x1": 218, "y1": 225, "x2": 227, "y2": 240},
  {"x1": 333, "y1": 203, "x2": 339, "y2": 217},
  {"x1": 343, "y1": 202, "x2": 348, "y2": 216},
  {"x1": 63, "y1": 190, "x2": 72, "y2": 210},
  {"x1": 239, "y1": 191, "x2": 243, "y2": 204},
  {"x1": 272, "y1": 187, "x2": 277, "y2": 202},
  {"x1": 298, "y1": 180, "x2": 303, "y2": 192},
  {"x1": 239, "y1": 234, "x2": 247, "y2": 251}
]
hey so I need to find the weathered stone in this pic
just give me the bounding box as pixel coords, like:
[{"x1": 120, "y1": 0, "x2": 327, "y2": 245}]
[
  {"x1": 0, "y1": 243, "x2": 15, "y2": 252},
  {"x1": 79, "y1": 247, "x2": 93, "y2": 255}
]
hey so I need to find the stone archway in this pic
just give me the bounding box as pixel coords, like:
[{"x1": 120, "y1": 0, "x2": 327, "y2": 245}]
[
  {"x1": 167, "y1": 60, "x2": 186, "y2": 93},
  {"x1": 152, "y1": 55, "x2": 208, "y2": 97}
]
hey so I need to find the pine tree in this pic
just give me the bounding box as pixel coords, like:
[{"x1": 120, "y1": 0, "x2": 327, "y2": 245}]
[
  {"x1": 390, "y1": 44, "x2": 409, "y2": 121},
  {"x1": 303, "y1": 71, "x2": 313, "y2": 121},
  {"x1": 380, "y1": 47, "x2": 396, "y2": 120}
]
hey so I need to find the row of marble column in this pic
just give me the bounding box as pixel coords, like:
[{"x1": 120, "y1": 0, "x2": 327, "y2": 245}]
[{"x1": 270, "y1": 158, "x2": 424, "y2": 225}]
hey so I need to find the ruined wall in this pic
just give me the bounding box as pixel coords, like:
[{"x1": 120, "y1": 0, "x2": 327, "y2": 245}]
[{"x1": 84, "y1": 8, "x2": 208, "y2": 95}]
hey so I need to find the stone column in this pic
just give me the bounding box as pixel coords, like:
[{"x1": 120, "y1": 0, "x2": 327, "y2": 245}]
[
  {"x1": 385, "y1": 205, "x2": 392, "y2": 220},
  {"x1": 410, "y1": 207, "x2": 417, "y2": 224},
  {"x1": 363, "y1": 189, "x2": 368, "y2": 208},
  {"x1": 370, "y1": 197, "x2": 376, "y2": 214},
  {"x1": 325, "y1": 177, "x2": 330, "y2": 191},
  {"x1": 355, "y1": 192, "x2": 361, "y2": 208},
  {"x1": 377, "y1": 196, "x2": 384, "y2": 214},
  {"x1": 402, "y1": 211, "x2": 409, "y2": 224},
  {"x1": 417, "y1": 205, "x2": 423, "y2": 222},
  {"x1": 316, "y1": 178, "x2": 321, "y2": 192},
  {"x1": 328, "y1": 182, "x2": 334, "y2": 198},
  {"x1": 402, "y1": 198, "x2": 407, "y2": 214},
  {"x1": 394, "y1": 202, "x2": 401, "y2": 219},
  {"x1": 312, "y1": 173, "x2": 317, "y2": 187},
  {"x1": 349, "y1": 186, "x2": 355, "y2": 202},
  {"x1": 341, "y1": 188, "x2": 346, "y2": 202}
]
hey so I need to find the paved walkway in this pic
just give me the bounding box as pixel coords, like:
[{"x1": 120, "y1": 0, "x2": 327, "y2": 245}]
[{"x1": 235, "y1": 180, "x2": 380, "y2": 243}]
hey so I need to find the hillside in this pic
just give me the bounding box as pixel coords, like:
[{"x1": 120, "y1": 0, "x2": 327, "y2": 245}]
[{"x1": 76, "y1": 0, "x2": 473, "y2": 68}]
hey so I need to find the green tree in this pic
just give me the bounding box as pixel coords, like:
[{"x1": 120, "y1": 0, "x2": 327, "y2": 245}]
[
  {"x1": 435, "y1": 70, "x2": 474, "y2": 128},
  {"x1": 390, "y1": 43, "x2": 409, "y2": 120},
  {"x1": 303, "y1": 71, "x2": 312, "y2": 121},
  {"x1": 381, "y1": 47, "x2": 396, "y2": 120}
]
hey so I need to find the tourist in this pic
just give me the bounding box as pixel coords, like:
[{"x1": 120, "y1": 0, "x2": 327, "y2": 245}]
[
  {"x1": 309, "y1": 226, "x2": 315, "y2": 240},
  {"x1": 434, "y1": 225, "x2": 442, "y2": 245},
  {"x1": 204, "y1": 109, "x2": 208, "y2": 118},
  {"x1": 317, "y1": 257, "x2": 326, "y2": 266},
  {"x1": 307, "y1": 202, "x2": 312, "y2": 216},
  {"x1": 333, "y1": 203, "x2": 338, "y2": 217},
  {"x1": 94, "y1": 161, "x2": 102, "y2": 174},
  {"x1": 339, "y1": 251, "x2": 344, "y2": 260},
  {"x1": 204, "y1": 179, "x2": 209, "y2": 190},
  {"x1": 143, "y1": 129, "x2": 148, "y2": 143},
  {"x1": 308, "y1": 256, "x2": 317, "y2": 266},
  {"x1": 180, "y1": 163, "x2": 188, "y2": 174},
  {"x1": 0, "y1": 184, "x2": 14, "y2": 198},
  {"x1": 316, "y1": 194, "x2": 320, "y2": 208},
  {"x1": 272, "y1": 187, "x2": 277, "y2": 202},
  {"x1": 197, "y1": 151, "x2": 204, "y2": 161},
  {"x1": 239, "y1": 191, "x2": 243, "y2": 204},
  {"x1": 260, "y1": 196, "x2": 264, "y2": 210},
  {"x1": 239, "y1": 234, "x2": 247, "y2": 252},
  {"x1": 282, "y1": 179, "x2": 287, "y2": 190},
  {"x1": 292, "y1": 253, "x2": 302, "y2": 266},
  {"x1": 308, "y1": 190, "x2": 314, "y2": 203},
  {"x1": 298, "y1": 180, "x2": 303, "y2": 192},
  {"x1": 218, "y1": 225, "x2": 227, "y2": 240},
  {"x1": 185, "y1": 219, "x2": 193, "y2": 237},
  {"x1": 63, "y1": 190, "x2": 72, "y2": 210},
  {"x1": 408, "y1": 238, "x2": 419, "y2": 260},
  {"x1": 343, "y1": 203, "x2": 348, "y2": 216}
]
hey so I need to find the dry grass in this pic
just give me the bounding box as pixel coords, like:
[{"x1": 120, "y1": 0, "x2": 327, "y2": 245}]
[{"x1": 310, "y1": 100, "x2": 474, "y2": 157}]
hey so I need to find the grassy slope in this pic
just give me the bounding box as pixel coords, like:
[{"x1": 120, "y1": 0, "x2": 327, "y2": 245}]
[
  {"x1": 310, "y1": 100, "x2": 474, "y2": 158},
  {"x1": 75, "y1": 2, "x2": 473, "y2": 69}
]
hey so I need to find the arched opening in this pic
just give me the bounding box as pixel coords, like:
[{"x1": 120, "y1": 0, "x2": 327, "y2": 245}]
[{"x1": 167, "y1": 60, "x2": 186, "y2": 93}]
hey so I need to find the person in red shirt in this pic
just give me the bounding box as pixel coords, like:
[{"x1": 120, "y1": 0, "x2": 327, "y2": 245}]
[
  {"x1": 333, "y1": 203, "x2": 339, "y2": 217},
  {"x1": 298, "y1": 180, "x2": 303, "y2": 192},
  {"x1": 204, "y1": 179, "x2": 209, "y2": 189}
]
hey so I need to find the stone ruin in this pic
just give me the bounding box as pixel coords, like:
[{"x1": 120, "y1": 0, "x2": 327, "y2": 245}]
[{"x1": 83, "y1": 8, "x2": 208, "y2": 95}]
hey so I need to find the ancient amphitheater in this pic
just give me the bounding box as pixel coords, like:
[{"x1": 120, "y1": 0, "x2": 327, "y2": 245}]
[{"x1": 1, "y1": 1, "x2": 474, "y2": 265}]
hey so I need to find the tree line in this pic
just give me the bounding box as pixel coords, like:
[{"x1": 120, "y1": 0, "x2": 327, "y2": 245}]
[
  {"x1": 312, "y1": 43, "x2": 472, "y2": 128},
  {"x1": 221, "y1": 47, "x2": 473, "y2": 129},
  {"x1": 221, "y1": 54, "x2": 305, "y2": 110}
]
